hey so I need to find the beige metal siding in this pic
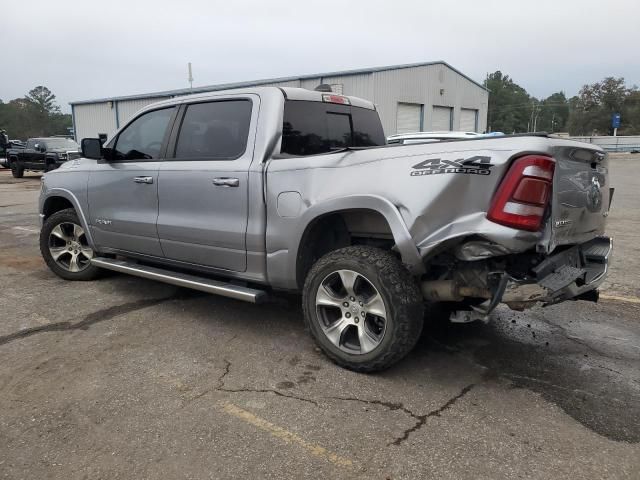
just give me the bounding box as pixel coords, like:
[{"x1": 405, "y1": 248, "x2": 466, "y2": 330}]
[
  {"x1": 459, "y1": 108, "x2": 478, "y2": 132},
  {"x1": 259, "y1": 80, "x2": 302, "y2": 88},
  {"x1": 73, "y1": 63, "x2": 489, "y2": 140},
  {"x1": 321, "y1": 73, "x2": 373, "y2": 100},
  {"x1": 116, "y1": 97, "x2": 169, "y2": 127},
  {"x1": 73, "y1": 103, "x2": 117, "y2": 141}
]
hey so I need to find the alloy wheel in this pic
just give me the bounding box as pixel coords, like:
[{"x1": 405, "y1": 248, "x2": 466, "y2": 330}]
[
  {"x1": 315, "y1": 269, "x2": 387, "y2": 354},
  {"x1": 48, "y1": 222, "x2": 93, "y2": 273}
]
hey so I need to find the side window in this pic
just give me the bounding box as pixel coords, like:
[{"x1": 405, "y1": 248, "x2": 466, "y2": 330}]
[
  {"x1": 26, "y1": 139, "x2": 36, "y2": 149},
  {"x1": 114, "y1": 107, "x2": 173, "y2": 160},
  {"x1": 174, "y1": 100, "x2": 252, "y2": 160},
  {"x1": 281, "y1": 100, "x2": 385, "y2": 156}
]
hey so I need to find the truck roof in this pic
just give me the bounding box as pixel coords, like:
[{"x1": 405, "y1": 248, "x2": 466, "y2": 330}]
[{"x1": 138, "y1": 87, "x2": 376, "y2": 113}]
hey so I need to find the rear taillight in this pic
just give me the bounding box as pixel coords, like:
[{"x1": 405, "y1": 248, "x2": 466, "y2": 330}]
[{"x1": 487, "y1": 155, "x2": 555, "y2": 231}]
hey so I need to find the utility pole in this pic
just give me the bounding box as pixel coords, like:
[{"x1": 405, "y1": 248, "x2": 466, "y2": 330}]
[
  {"x1": 188, "y1": 62, "x2": 194, "y2": 92},
  {"x1": 550, "y1": 112, "x2": 556, "y2": 133}
]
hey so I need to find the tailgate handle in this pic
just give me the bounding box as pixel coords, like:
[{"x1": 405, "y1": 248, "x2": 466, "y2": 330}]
[
  {"x1": 133, "y1": 176, "x2": 154, "y2": 184},
  {"x1": 213, "y1": 177, "x2": 239, "y2": 187}
]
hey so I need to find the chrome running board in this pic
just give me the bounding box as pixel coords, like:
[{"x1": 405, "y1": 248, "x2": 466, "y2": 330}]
[{"x1": 91, "y1": 257, "x2": 267, "y2": 303}]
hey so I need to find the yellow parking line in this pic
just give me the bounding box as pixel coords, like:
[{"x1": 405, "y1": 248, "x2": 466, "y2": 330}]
[
  {"x1": 600, "y1": 294, "x2": 640, "y2": 305},
  {"x1": 221, "y1": 402, "x2": 355, "y2": 469}
]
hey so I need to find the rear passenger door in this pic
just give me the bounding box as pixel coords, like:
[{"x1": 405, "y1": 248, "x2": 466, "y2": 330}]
[{"x1": 156, "y1": 96, "x2": 258, "y2": 272}]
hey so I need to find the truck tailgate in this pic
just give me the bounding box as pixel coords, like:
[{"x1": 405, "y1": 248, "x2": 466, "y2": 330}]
[{"x1": 548, "y1": 144, "x2": 610, "y2": 251}]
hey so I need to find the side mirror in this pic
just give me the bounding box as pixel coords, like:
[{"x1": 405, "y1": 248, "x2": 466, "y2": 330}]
[
  {"x1": 81, "y1": 138, "x2": 103, "y2": 159},
  {"x1": 40, "y1": 145, "x2": 47, "y2": 153}
]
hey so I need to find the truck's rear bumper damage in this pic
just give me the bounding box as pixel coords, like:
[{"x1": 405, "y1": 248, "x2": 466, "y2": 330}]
[{"x1": 421, "y1": 236, "x2": 612, "y2": 321}]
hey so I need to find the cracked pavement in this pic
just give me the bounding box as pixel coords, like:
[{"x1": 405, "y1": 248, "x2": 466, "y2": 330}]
[{"x1": 1, "y1": 159, "x2": 640, "y2": 479}]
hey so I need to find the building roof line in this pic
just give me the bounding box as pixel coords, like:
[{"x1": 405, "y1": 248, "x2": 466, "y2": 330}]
[{"x1": 69, "y1": 60, "x2": 488, "y2": 105}]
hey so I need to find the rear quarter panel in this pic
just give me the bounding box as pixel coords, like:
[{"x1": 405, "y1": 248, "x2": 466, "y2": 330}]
[{"x1": 266, "y1": 136, "x2": 563, "y2": 289}]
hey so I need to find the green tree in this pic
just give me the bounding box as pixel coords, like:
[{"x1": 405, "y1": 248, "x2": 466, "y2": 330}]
[
  {"x1": 26, "y1": 86, "x2": 60, "y2": 114},
  {"x1": 566, "y1": 77, "x2": 634, "y2": 135},
  {"x1": 0, "y1": 86, "x2": 71, "y2": 140},
  {"x1": 483, "y1": 71, "x2": 534, "y2": 133},
  {"x1": 537, "y1": 92, "x2": 569, "y2": 133}
]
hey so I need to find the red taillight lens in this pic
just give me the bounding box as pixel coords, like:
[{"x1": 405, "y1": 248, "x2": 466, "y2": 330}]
[{"x1": 487, "y1": 155, "x2": 555, "y2": 231}]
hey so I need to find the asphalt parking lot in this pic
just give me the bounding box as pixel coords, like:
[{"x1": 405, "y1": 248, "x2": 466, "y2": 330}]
[{"x1": 0, "y1": 156, "x2": 639, "y2": 479}]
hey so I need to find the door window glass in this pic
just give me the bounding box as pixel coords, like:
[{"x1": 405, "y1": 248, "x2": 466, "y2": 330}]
[
  {"x1": 175, "y1": 100, "x2": 252, "y2": 160},
  {"x1": 114, "y1": 107, "x2": 173, "y2": 160}
]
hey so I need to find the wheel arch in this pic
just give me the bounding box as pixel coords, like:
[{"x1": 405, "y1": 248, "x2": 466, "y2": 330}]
[
  {"x1": 291, "y1": 195, "x2": 424, "y2": 289},
  {"x1": 41, "y1": 189, "x2": 96, "y2": 249}
]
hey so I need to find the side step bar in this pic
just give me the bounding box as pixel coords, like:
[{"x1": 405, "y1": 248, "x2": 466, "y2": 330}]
[{"x1": 91, "y1": 257, "x2": 267, "y2": 304}]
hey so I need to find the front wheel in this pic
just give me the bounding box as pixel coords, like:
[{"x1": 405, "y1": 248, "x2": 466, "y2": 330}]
[
  {"x1": 10, "y1": 160, "x2": 24, "y2": 178},
  {"x1": 40, "y1": 208, "x2": 102, "y2": 281},
  {"x1": 303, "y1": 246, "x2": 424, "y2": 372}
]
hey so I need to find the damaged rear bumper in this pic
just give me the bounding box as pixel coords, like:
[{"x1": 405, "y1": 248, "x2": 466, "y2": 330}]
[
  {"x1": 508, "y1": 235, "x2": 612, "y2": 307},
  {"x1": 422, "y1": 236, "x2": 612, "y2": 314}
]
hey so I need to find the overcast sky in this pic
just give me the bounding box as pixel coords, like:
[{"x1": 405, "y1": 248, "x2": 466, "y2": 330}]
[{"x1": 3, "y1": 0, "x2": 639, "y2": 112}]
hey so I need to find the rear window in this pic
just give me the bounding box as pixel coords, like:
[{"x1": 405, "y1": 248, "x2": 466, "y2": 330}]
[{"x1": 281, "y1": 100, "x2": 385, "y2": 156}]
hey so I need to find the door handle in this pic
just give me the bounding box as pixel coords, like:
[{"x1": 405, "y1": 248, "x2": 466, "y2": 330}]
[
  {"x1": 212, "y1": 177, "x2": 239, "y2": 187},
  {"x1": 133, "y1": 176, "x2": 154, "y2": 184}
]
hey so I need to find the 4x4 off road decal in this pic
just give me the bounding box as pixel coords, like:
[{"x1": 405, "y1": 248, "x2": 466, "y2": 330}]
[{"x1": 410, "y1": 155, "x2": 493, "y2": 176}]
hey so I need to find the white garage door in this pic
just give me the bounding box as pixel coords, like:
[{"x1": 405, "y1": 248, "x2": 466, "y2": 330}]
[
  {"x1": 432, "y1": 106, "x2": 452, "y2": 131},
  {"x1": 396, "y1": 103, "x2": 422, "y2": 134},
  {"x1": 459, "y1": 108, "x2": 478, "y2": 132}
]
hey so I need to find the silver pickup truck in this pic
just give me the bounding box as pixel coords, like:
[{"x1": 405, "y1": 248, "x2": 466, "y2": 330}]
[{"x1": 38, "y1": 87, "x2": 612, "y2": 372}]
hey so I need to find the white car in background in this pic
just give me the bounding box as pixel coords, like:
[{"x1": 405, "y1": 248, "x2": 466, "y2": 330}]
[{"x1": 387, "y1": 131, "x2": 502, "y2": 145}]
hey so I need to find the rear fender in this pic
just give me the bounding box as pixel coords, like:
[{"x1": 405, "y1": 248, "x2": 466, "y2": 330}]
[{"x1": 267, "y1": 194, "x2": 424, "y2": 290}]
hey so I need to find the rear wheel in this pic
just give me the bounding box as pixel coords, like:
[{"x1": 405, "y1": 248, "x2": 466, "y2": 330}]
[
  {"x1": 303, "y1": 246, "x2": 424, "y2": 372},
  {"x1": 40, "y1": 208, "x2": 101, "y2": 281},
  {"x1": 10, "y1": 160, "x2": 24, "y2": 178}
]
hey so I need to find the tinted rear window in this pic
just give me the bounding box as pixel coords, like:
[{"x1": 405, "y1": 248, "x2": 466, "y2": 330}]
[{"x1": 281, "y1": 100, "x2": 385, "y2": 156}]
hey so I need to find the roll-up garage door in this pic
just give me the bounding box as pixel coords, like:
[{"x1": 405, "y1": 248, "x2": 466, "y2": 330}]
[
  {"x1": 459, "y1": 108, "x2": 478, "y2": 132},
  {"x1": 396, "y1": 103, "x2": 422, "y2": 134},
  {"x1": 432, "y1": 106, "x2": 452, "y2": 131}
]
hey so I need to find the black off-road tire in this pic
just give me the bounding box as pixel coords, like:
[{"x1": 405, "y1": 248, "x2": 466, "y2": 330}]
[
  {"x1": 10, "y1": 160, "x2": 24, "y2": 178},
  {"x1": 303, "y1": 246, "x2": 424, "y2": 372},
  {"x1": 40, "y1": 208, "x2": 102, "y2": 281}
]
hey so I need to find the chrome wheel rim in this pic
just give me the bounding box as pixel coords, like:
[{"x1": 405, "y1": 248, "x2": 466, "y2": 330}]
[
  {"x1": 48, "y1": 222, "x2": 93, "y2": 272},
  {"x1": 315, "y1": 269, "x2": 387, "y2": 354}
]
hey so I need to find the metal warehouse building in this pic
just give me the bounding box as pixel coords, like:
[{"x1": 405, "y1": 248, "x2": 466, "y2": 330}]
[{"x1": 70, "y1": 61, "x2": 488, "y2": 141}]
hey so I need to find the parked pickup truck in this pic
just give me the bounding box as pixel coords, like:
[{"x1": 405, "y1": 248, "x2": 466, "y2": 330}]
[
  {"x1": 38, "y1": 87, "x2": 612, "y2": 372},
  {"x1": 6, "y1": 137, "x2": 80, "y2": 177}
]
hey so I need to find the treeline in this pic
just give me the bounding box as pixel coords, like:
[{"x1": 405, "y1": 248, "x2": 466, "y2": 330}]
[
  {"x1": 0, "y1": 86, "x2": 72, "y2": 140},
  {"x1": 485, "y1": 72, "x2": 640, "y2": 135}
]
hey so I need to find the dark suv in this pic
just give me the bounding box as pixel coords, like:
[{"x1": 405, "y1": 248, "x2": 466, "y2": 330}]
[{"x1": 6, "y1": 137, "x2": 81, "y2": 177}]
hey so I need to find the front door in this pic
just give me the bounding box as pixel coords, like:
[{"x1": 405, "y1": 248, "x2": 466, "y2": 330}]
[
  {"x1": 88, "y1": 107, "x2": 176, "y2": 257},
  {"x1": 23, "y1": 139, "x2": 42, "y2": 169},
  {"x1": 156, "y1": 97, "x2": 257, "y2": 272}
]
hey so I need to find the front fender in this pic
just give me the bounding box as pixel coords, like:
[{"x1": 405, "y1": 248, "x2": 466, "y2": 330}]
[
  {"x1": 266, "y1": 194, "x2": 423, "y2": 290},
  {"x1": 40, "y1": 187, "x2": 96, "y2": 250}
]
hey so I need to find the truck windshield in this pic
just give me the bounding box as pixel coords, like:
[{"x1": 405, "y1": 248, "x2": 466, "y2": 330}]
[
  {"x1": 45, "y1": 138, "x2": 79, "y2": 149},
  {"x1": 281, "y1": 100, "x2": 385, "y2": 156}
]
